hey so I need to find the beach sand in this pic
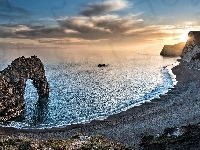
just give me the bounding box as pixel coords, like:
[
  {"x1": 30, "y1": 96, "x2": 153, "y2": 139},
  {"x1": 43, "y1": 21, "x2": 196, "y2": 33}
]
[{"x1": 1, "y1": 59, "x2": 200, "y2": 148}]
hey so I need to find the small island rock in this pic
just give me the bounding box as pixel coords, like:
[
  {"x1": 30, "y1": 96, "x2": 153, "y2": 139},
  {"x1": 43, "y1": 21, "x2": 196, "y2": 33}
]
[{"x1": 98, "y1": 64, "x2": 108, "y2": 67}]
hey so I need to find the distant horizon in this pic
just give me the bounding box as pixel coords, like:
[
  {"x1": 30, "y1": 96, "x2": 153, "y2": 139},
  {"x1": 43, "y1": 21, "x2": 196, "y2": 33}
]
[{"x1": 0, "y1": 0, "x2": 199, "y2": 58}]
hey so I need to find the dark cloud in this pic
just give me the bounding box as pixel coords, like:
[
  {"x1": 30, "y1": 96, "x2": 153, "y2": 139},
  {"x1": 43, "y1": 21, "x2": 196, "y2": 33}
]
[
  {"x1": 0, "y1": 29, "x2": 15, "y2": 38},
  {"x1": 58, "y1": 18, "x2": 94, "y2": 34},
  {"x1": 0, "y1": 24, "x2": 65, "y2": 39},
  {"x1": 93, "y1": 18, "x2": 134, "y2": 33},
  {"x1": 57, "y1": 15, "x2": 143, "y2": 40},
  {"x1": 0, "y1": 24, "x2": 18, "y2": 38},
  {"x1": 0, "y1": 15, "x2": 185, "y2": 45},
  {"x1": 16, "y1": 26, "x2": 66, "y2": 39},
  {"x1": 80, "y1": 4, "x2": 113, "y2": 16},
  {"x1": 79, "y1": 0, "x2": 129, "y2": 16}
]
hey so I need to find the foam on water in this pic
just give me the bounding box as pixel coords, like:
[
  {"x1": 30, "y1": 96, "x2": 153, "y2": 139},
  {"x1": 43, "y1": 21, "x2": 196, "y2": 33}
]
[{"x1": 2, "y1": 55, "x2": 178, "y2": 129}]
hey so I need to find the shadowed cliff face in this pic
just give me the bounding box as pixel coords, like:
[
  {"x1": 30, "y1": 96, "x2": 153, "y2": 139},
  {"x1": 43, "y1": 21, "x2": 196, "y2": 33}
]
[
  {"x1": 0, "y1": 56, "x2": 49, "y2": 123},
  {"x1": 160, "y1": 42, "x2": 185, "y2": 57},
  {"x1": 181, "y1": 31, "x2": 200, "y2": 62}
]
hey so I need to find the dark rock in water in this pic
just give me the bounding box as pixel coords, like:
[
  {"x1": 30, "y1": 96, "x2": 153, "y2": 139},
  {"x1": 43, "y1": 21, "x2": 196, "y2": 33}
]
[
  {"x1": 98, "y1": 64, "x2": 105, "y2": 67},
  {"x1": 98, "y1": 64, "x2": 108, "y2": 67},
  {"x1": 160, "y1": 42, "x2": 185, "y2": 57},
  {"x1": 0, "y1": 56, "x2": 49, "y2": 123}
]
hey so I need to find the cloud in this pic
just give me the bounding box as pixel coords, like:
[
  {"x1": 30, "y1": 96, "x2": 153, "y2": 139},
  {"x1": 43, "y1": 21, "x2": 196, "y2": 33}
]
[
  {"x1": 57, "y1": 15, "x2": 143, "y2": 39},
  {"x1": 37, "y1": 38, "x2": 103, "y2": 45},
  {"x1": 0, "y1": 14, "x2": 144, "y2": 41},
  {"x1": 80, "y1": 0, "x2": 130, "y2": 16},
  {"x1": 0, "y1": 14, "x2": 178, "y2": 43},
  {"x1": 16, "y1": 26, "x2": 66, "y2": 39},
  {"x1": 0, "y1": 24, "x2": 64, "y2": 39},
  {"x1": 0, "y1": 14, "x2": 197, "y2": 47},
  {"x1": 0, "y1": 29, "x2": 15, "y2": 38},
  {"x1": 0, "y1": 24, "x2": 18, "y2": 38}
]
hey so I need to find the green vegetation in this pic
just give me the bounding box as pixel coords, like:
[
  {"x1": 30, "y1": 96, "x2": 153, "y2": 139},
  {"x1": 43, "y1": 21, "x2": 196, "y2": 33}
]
[
  {"x1": 140, "y1": 123, "x2": 200, "y2": 150},
  {"x1": 78, "y1": 135, "x2": 132, "y2": 150},
  {"x1": 0, "y1": 134, "x2": 134, "y2": 150}
]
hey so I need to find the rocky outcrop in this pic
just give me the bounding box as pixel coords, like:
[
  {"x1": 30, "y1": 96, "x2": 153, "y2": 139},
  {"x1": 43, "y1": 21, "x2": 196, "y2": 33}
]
[
  {"x1": 140, "y1": 123, "x2": 200, "y2": 149},
  {"x1": 97, "y1": 64, "x2": 108, "y2": 67},
  {"x1": 181, "y1": 31, "x2": 200, "y2": 62},
  {"x1": 160, "y1": 42, "x2": 185, "y2": 57},
  {"x1": 0, "y1": 56, "x2": 49, "y2": 123}
]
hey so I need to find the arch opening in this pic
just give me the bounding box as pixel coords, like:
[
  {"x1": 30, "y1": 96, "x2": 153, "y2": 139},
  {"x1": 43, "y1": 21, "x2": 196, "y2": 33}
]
[{"x1": 23, "y1": 79, "x2": 48, "y2": 126}]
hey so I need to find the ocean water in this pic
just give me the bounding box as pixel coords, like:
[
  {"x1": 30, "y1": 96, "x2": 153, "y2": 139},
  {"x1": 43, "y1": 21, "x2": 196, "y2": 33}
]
[{"x1": 2, "y1": 54, "x2": 178, "y2": 129}]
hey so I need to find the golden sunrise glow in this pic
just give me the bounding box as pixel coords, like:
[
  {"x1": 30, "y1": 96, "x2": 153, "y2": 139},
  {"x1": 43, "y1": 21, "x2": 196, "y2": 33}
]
[{"x1": 179, "y1": 31, "x2": 189, "y2": 42}]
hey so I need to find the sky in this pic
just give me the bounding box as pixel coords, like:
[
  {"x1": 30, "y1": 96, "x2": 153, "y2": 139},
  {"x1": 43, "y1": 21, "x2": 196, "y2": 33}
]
[{"x1": 1, "y1": 0, "x2": 200, "y2": 57}]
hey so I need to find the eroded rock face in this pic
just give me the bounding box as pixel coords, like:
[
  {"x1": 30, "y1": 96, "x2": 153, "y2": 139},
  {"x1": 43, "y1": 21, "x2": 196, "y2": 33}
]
[
  {"x1": 0, "y1": 56, "x2": 49, "y2": 123},
  {"x1": 160, "y1": 42, "x2": 185, "y2": 57},
  {"x1": 181, "y1": 31, "x2": 200, "y2": 62}
]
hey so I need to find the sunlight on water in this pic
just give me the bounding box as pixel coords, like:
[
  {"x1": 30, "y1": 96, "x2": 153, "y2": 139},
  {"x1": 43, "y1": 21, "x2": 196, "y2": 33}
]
[{"x1": 2, "y1": 55, "x2": 178, "y2": 129}]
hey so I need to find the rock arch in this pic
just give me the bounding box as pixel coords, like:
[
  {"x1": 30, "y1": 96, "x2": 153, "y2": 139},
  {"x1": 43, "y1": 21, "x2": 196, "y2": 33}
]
[{"x1": 0, "y1": 56, "x2": 49, "y2": 123}]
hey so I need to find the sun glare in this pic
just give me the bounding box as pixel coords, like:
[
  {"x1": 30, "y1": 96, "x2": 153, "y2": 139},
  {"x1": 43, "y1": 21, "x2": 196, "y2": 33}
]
[{"x1": 179, "y1": 32, "x2": 189, "y2": 42}]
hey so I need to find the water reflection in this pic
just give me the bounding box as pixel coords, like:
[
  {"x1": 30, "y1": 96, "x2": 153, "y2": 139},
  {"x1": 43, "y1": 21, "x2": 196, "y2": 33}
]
[
  {"x1": 31, "y1": 98, "x2": 48, "y2": 126},
  {"x1": 5, "y1": 98, "x2": 49, "y2": 128},
  {"x1": 3, "y1": 55, "x2": 178, "y2": 129},
  {"x1": 22, "y1": 79, "x2": 48, "y2": 127}
]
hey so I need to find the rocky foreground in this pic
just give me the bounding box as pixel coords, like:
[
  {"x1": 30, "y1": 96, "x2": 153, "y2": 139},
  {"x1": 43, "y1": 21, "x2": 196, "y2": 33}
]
[
  {"x1": 0, "y1": 134, "x2": 133, "y2": 150},
  {"x1": 141, "y1": 123, "x2": 200, "y2": 149}
]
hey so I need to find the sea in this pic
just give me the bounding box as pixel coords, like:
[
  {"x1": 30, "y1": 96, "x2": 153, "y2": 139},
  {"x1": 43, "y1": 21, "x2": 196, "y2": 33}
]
[{"x1": 0, "y1": 50, "x2": 178, "y2": 129}]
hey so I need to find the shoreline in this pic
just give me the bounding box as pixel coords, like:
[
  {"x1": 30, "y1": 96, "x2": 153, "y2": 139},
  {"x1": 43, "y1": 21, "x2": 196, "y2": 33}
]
[
  {"x1": 1, "y1": 59, "x2": 200, "y2": 148},
  {"x1": 1, "y1": 56, "x2": 177, "y2": 129}
]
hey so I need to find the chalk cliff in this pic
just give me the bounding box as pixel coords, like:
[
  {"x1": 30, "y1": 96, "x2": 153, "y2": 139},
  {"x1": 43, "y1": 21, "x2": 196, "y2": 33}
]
[
  {"x1": 160, "y1": 42, "x2": 185, "y2": 57},
  {"x1": 181, "y1": 31, "x2": 200, "y2": 62},
  {"x1": 0, "y1": 56, "x2": 49, "y2": 123}
]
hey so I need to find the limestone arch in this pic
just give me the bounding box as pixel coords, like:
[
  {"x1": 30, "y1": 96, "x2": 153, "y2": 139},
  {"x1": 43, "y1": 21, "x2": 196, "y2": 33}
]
[{"x1": 0, "y1": 56, "x2": 49, "y2": 123}]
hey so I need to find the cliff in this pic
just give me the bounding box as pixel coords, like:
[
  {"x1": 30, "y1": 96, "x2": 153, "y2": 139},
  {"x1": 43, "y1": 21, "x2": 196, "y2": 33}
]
[
  {"x1": 0, "y1": 56, "x2": 49, "y2": 123},
  {"x1": 160, "y1": 42, "x2": 185, "y2": 57},
  {"x1": 140, "y1": 32, "x2": 200, "y2": 149},
  {"x1": 181, "y1": 31, "x2": 200, "y2": 62}
]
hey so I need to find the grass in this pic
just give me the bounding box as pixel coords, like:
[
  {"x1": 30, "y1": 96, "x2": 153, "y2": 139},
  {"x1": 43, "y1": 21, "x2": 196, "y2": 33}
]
[
  {"x1": 0, "y1": 134, "x2": 134, "y2": 150},
  {"x1": 140, "y1": 123, "x2": 200, "y2": 150}
]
